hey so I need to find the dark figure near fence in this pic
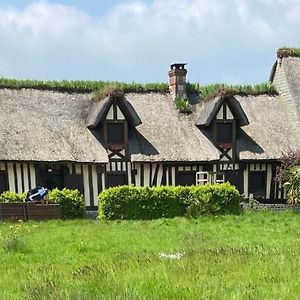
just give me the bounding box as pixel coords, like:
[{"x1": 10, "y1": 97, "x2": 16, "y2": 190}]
[{"x1": 26, "y1": 186, "x2": 48, "y2": 203}]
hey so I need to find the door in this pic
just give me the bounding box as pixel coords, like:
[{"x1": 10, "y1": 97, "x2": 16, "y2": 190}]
[
  {"x1": 224, "y1": 170, "x2": 243, "y2": 193},
  {"x1": 0, "y1": 171, "x2": 8, "y2": 193}
]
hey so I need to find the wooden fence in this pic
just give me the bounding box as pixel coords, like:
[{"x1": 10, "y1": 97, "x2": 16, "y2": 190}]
[{"x1": 0, "y1": 203, "x2": 62, "y2": 221}]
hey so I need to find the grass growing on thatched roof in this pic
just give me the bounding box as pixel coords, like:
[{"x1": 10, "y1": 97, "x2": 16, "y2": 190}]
[
  {"x1": 174, "y1": 96, "x2": 192, "y2": 114},
  {"x1": 187, "y1": 82, "x2": 277, "y2": 102},
  {"x1": 0, "y1": 77, "x2": 277, "y2": 103},
  {"x1": 0, "y1": 78, "x2": 169, "y2": 94},
  {"x1": 277, "y1": 47, "x2": 300, "y2": 58}
]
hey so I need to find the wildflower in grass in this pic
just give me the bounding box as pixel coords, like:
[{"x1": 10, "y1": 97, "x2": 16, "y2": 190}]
[{"x1": 159, "y1": 252, "x2": 185, "y2": 259}]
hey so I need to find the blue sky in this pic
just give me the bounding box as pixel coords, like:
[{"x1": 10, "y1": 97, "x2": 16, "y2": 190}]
[
  {"x1": 0, "y1": 0, "x2": 299, "y2": 84},
  {"x1": 0, "y1": 0, "x2": 150, "y2": 16}
]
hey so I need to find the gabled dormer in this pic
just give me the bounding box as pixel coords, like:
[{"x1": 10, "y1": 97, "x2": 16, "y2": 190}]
[
  {"x1": 87, "y1": 92, "x2": 141, "y2": 161},
  {"x1": 196, "y1": 95, "x2": 249, "y2": 162}
]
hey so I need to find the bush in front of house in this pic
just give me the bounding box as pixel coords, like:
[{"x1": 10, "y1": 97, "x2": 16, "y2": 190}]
[
  {"x1": 98, "y1": 183, "x2": 242, "y2": 220},
  {"x1": 0, "y1": 191, "x2": 27, "y2": 203},
  {"x1": 186, "y1": 183, "x2": 242, "y2": 218},
  {"x1": 98, "y1": 186, "x2": 189, "y2": 220},
  {"x1": 48, "y1": 188, "x2": 85, "y2": 219}
]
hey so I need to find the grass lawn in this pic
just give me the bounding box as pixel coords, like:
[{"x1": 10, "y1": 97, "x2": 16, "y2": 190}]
[{"x1": 0, "y1": 211, "x2": 300, "y2": 299}]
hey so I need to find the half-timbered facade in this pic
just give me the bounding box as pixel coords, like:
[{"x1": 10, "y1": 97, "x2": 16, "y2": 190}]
[{"x1": 0, "y1": 50, "x2": 299, "y2": 209}]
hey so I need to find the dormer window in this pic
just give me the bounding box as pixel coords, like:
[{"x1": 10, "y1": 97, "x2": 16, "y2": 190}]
[
  {"x1": 87, "y1": 92, "x2": 142, "y2": 161},
  {"x1": 195, "y1": 95, "x2": 249, "y2": 162}
]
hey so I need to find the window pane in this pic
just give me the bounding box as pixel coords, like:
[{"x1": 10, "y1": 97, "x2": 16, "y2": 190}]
[
  {"x1": 217, "y1": 123, "x2": 232, "y2": 143},
  {"x1": 107, "y1": 123, "x2": 125, "y2": 144},
  {"x1": 176, "y1": 172, "x2": 196, "y2": 186}
]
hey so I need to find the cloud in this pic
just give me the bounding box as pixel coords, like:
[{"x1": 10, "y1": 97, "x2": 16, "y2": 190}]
[{"x1": 0, "y1": 0, "x2": 300, "y2": 83}]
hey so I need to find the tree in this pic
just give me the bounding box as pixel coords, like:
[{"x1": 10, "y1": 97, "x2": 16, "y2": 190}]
[{"x1": 276, "y1": 150, "x2": 300, "y2": 182}]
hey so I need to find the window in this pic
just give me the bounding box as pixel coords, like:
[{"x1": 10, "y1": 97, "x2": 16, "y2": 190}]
[
  {"x1": 176, "y1": 172, "x2": 196, "y2": 186},
  {"x1": 216, "y1": 122, "x2": 233, "y2": 144},
  {"x1": 106, "y1": 173, "x2": 127, "y2": 188},
  {"x1": 0, "y1": 171, "x2": 8, "y2": 193},
  {"x1": 107, "y1": 123, "x2": 125, "y2": 145},
  {"x1": 249, "y1": 171, "x2": 266, "y2": 198}
]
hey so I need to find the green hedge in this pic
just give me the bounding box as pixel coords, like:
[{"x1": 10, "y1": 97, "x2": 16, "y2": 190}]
[
  {"x1": 0, "y1": 191, "x2": 27, "y2": 203},
  {"x1": 0, "y1": 189, "x2": 85, "y2": 219},
  {"x1": 48, "y1": 188, "x2": 85, "y2": 219},
  {"x1": 98, "y1": 183, "x2": 242, "y2": 220}
]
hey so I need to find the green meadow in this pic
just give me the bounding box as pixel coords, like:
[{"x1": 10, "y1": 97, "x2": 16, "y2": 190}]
[{"x1": 0, "y1": 211, "x2": 299, "y2": 299}]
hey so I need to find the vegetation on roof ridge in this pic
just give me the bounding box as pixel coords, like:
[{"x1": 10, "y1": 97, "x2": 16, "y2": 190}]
[
  {"x1": 277, "y1": 47, "x2": 300, "y2": 58},
  {"x1": 0, "y1": 78, "x2": 277, "y2": 102},
  {"x1": 187, "y1": 82, "x2": 277, "y2": 102},
  {"x1": 174, "y1": 96, "x2": 192, "y2": 114},
  {"x1": 0, "y1": 78, "x2": 169, "y2": 94}
]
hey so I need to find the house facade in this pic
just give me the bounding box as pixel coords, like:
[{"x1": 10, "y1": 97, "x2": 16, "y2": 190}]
[{"x1": 0, "y1": 50, "x2": 299, "y2": 209}]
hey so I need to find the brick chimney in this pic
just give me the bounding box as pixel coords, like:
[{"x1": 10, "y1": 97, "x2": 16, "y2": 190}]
[{"x1": 168, "y1": 63, "x2": 187, "y2": 99}]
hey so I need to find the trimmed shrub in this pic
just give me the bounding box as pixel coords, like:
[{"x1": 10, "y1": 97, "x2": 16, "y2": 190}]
[
  {"x1": 98, "y1": 183, "x2": 242, "y2": 220},
  {"x1": 186, "y1": 183, "x2": 242, "y2": 218},
  {"x1": 48, "y1": 188, "x2": 85, "y2": 219},
  {"x1": 0, "y1": 191, "x2": 26, "y2": 203}
]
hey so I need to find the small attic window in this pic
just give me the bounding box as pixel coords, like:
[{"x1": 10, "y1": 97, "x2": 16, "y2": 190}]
[
  {"x1": 216, "y1": 122, "x2": 233, "y2": 144},
  {"x1": 106, "y1": 122, "x2": 125, "y2": 146}
]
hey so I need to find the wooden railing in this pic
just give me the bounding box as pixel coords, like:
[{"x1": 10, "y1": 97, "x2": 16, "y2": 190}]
[{"x1": 0, "y1": 203, "x2": 62, "y2": 221}]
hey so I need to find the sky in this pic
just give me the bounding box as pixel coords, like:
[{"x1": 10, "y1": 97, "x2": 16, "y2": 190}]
[{"x1": 0, "y1": 0, "x2": 299, "y2": 84}]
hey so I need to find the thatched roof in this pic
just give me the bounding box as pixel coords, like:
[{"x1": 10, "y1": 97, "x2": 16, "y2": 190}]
[
  {"x1": 126, "y1": 93, "x2": 219, "y2": 162},
  {"x1": 196, "y1": 95, "x2": 249, "y2": 127},
  {"x1": 0, "y1": 74, "x2": 299, "y2": 163},
  {"x1": 280, "y1": 57, "x2": 300, "y2": 122},
  {"x1": 235, "y1": 94, "x2": 300, "y2": 160},
  {"x1": 0, "y1": 89, "x2": 108, "y2": 163}
]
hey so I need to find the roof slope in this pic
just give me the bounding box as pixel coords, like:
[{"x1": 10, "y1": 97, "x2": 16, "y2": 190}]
[
  {"x1": 126, "y1": 93, "x2": 219, "y2": 162},
  {"x1": 235, "y1": 94, "x2": 300, "y2": 160},
  {"x1": 0, "y1": 89, "x2": 108, "y2": 163},
  {"x1": 0, "y1": 88, "x2": 299, "y2": 163}
]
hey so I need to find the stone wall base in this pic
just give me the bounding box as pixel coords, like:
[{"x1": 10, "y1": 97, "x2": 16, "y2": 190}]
[{"x1": 243, "y1": 203, "x2": 300, "y2": 211}]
